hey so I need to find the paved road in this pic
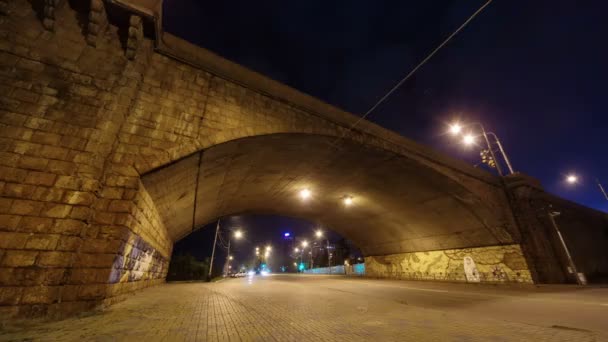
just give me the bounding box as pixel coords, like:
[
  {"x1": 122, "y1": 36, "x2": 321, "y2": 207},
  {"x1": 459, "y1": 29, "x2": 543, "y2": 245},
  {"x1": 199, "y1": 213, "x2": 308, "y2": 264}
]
[{"x1": 2, "y1": 274, "x2": 607, "y2": 341}]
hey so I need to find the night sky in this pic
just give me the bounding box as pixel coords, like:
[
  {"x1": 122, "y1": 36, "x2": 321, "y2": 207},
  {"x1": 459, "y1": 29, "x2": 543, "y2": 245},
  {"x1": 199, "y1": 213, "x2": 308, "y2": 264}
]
[{"x1": 163, "y1": 1, "x2": 608, "y2": 263}]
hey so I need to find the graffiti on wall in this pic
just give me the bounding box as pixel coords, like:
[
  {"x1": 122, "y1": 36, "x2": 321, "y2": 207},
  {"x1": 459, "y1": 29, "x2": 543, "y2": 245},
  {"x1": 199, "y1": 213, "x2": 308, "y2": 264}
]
[
  {"x1": 109, "y1": 234, "x2": 169, "y2": 284},
  {"x1": 365, "y1": 244, "x2": 533, "y2": 283}
]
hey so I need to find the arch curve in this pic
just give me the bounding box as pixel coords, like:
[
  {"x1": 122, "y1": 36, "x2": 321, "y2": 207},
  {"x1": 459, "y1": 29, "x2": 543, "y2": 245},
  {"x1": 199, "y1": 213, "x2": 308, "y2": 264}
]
[{"x1": 142, "y1": 133, "x2": 515, "y2": 256}]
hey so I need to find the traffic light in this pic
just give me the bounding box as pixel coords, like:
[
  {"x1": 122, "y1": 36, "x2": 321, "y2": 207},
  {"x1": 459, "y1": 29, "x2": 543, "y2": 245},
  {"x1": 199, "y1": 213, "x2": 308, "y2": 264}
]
[{"x1": 480, "y1": 149, "x2": 496, "y2": 168}]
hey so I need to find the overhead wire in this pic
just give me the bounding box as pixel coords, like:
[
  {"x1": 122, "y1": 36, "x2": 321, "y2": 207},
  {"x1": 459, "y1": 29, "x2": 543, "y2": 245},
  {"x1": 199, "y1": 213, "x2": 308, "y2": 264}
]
[{"x1": 331, "y1": 0, "x2": 494, "y2": 147}]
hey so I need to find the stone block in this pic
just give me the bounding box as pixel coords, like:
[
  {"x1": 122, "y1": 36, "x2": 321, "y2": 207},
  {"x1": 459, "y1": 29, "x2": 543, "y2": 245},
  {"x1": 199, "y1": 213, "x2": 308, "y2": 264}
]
[
  {"x1": 24, "y1": 171, "x2": 57, "y2": 186},
  {"x1": 21, "y1": 285, "x2": 60, "y2": 304},
  {"x1": 31, "y1": 131, "x2": 61, "y2": 145},
  {"x1": 19, "y1": 216, "x2": 53, "y2": 233},
  {"x1": 37, "y1": 251, "x2": 73, "y2": 267},
  {"x1": 0, "y1": 198, "x2": 13, "y2": 214},
  {"x1": 74, "y1": 252, "x2": 116, "y2": 268},
  {"x1": 2, "y1": 183, "x2": 37, "y2": 199},
  {"x1": 18, "y1": 156, "x2": 49, "y2": 171},
  {"x1": 0, "y1": 166, "x2": 28, "y2": 183},
  {"x1": 1, "y1": 250, "x2": 38, "y2": 267},
  {"x1": 41, "y1": 203, "x2": 72, "y2": 218},
  {"x1": 46, "y1": 160, "x2": 77, "y2": 175},
  {"x1": 25, "y1": 234, "x2": 60, "y2": 250},
  {"x1": 108, "y1": 200, "x2": 133, "y2": 213},
  {"x1": 69, "y1": 206, "x2": 91, "y2": 220},
  {"x1": 0, "y1": 231, "x2": 30, "y2": 249},
  {"x1": 70, "y1": 268, "x2": 110, "y2": 284},
  {"x1": 54, "y1": 176, "x2": 82, "y2": 190},
  {"x1": 56, "y1": 235, "x2": 82, "y2": 251},
  {"x1": 10, "y1": 199, "x2": 43, "y2": 215},
  {"x1": 80, "y1": 238, "x2": 123, "y2": 254},
  {"x1": 51, "y1": 219, "x2": 85, "y2": 235},
  {"x1": 93, "y1": 211, "x2": 115, "y2": 224},
  {"x1": 0, "y1": 287, "x2": 23, "y2": 305},
  {"x1": 32, "y1": 187, "x2": 64, "y2": 202},
  {"x1": 0, "y1": 214, "x2": 21, "y2": 231},
  {"x1": 63, "y1": 190, "x2": 94, "y2": 206},
  {"x1": 77, "y1": 284, "x2": 108, "y2": 299}
]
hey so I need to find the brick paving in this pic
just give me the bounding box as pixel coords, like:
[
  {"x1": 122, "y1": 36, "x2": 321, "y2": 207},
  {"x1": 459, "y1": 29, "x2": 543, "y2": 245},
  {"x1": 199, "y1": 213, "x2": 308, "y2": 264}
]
[{"x1": 1, "y1": 275, "x2": 602, "y2": 341}]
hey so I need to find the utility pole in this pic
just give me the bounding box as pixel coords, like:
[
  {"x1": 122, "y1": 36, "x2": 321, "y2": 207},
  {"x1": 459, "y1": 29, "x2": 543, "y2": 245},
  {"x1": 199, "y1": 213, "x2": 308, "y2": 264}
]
[
  {"x1": 207, "y1": 219, "x2": 220, "y2": 280},
  {"x1": 548, "y1": 211, "x2": 582, "y2": 285},
  {"x1": 223, "y1": 238, "x2": 231, "y2": 276}
]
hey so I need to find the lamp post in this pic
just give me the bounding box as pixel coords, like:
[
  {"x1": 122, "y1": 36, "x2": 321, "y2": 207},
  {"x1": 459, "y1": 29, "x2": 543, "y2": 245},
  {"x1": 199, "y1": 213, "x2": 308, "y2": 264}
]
[
  {"x1": 315, "y1": 229, "x2": 331, "y2": 273},
  {"x1": 449, "y1": 121, "x2": 515, "y2": 176},
  {"x1": 565, "y1": 174, "x2": 608, "y2": 202},
  {"x1": 223, "y1": 229, "x2": 244, "y2": 276}
]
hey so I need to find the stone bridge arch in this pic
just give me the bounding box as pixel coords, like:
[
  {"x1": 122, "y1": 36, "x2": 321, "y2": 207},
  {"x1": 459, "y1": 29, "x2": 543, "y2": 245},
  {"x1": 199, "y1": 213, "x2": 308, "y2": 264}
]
[
  {"x1": 8, "y1": 0, "x2": 605, "y2": 321},
  {"x1": 141, "y1": 133, "x2": 515, "y2": 256}
]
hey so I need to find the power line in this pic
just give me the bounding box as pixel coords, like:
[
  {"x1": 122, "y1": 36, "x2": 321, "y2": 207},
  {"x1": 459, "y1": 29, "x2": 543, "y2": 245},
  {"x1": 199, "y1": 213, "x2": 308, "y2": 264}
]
[{"x1": 333, "y1": 0, "x2": 494, "y2": 145}]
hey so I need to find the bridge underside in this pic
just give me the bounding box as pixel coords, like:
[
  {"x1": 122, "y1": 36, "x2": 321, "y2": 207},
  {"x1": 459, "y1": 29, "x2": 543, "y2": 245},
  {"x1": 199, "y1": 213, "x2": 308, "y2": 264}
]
[{"x1": 143, "y1": 134, "x2": 513, "y2": 256}]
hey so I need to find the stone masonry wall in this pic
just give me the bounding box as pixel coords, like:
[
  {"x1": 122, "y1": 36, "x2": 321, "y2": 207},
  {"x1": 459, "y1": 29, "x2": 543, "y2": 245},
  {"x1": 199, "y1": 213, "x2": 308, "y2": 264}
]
[
  {"x1": 365, "y1": 244, "x2": 533, "y2": 284},
  {"x1": 0, "y1": 1, "x2": 170, "y2": 319}
]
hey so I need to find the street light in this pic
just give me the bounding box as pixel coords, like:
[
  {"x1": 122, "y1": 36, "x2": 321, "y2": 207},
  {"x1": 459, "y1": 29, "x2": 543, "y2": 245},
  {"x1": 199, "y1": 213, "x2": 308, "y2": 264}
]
[
  {"x1": 301, "y1": 240, "x2": 308, "y2": 248},
  {"x1": 447, "y1": 120, "x2": 515, "y2": 176},
  {"x1": 343, "y1": 195, "x2": 353, "y2": 206},
  {"x1": 229, "y1": 255, "x2": 233, "y2": 260},
  {"x1": 294, "y1": 248, "x2": 300, "y2": 253},
  {"x1": 565, "y1": 173, "x2": 608, "y2": 201},
  {"x1": 315, "y1": 230, "x2": 323, "y2": 238},
  {"x1": 462, "y1": 134, "x2": 476, "y2": 146},
  {"x1": 566, "y1": 174, "x2": 579, "y2": 184},
  {"x1": 449, "y1": 123, "x2": 462, "y2": 135},
  {"x1": 299, "y1": 188, "x2": 311, "y2": 200},
  {"x1": 207, "y1": 219, "x2": 245, "y2": 279}
]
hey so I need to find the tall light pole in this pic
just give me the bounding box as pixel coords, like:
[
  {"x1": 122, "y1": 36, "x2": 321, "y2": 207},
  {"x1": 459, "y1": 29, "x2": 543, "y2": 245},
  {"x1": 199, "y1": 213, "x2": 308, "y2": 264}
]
[
  {"x1": 223, "y1": 229, "x2": 244, "y2": 275},
  {"x1": 448, "y1": 121, "x2": 515, "y2": 175},
  {"x1": 315, "y1": 229, "x2": 331, "y2": 273},
  {"x1": 547, "y1": 210, "x2": 582, "y2": 285}
]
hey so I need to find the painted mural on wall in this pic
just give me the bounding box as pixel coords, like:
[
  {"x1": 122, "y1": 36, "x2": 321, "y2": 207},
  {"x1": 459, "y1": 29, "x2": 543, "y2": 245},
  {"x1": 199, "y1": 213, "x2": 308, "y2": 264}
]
[
  {"x1": 365, "y1": 244, "x2": 533, "y2": 283},
  {"x1": 109, "y1": 233, "x2": 169, "y2": 284},
  {"x1": 463, "y1": 256, "x2": 480, "y2": 282}
]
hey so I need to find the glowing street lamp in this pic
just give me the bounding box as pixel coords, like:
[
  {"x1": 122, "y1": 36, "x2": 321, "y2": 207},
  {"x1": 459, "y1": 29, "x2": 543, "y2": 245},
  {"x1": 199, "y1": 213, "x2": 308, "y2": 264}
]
[
  {"x1": 565, "y1": 173, "x2": 608, "y2": 201},
  {"x1": 294, "y1": 248, "x2": 300, "y2": 253},
  {"x1": 229, "y1": 255, "x2": 233, "y2": 260},
  {"x1": 462, "y1": 134, "x2": 476, "y2": 146},
  {"x1": 301, "y1": 240, "x2": 308, "y2": 248},
  {"x1": 566, "y1": 174, "x2": 579, "y2": 184},
  {"x1": 446, "y1": 120, "x2": 514, "y2": 176},
  {"x1": 234, "y1": 230, "x2": 243, "y2": 239},
  {"x1": 343, "y1": 195, "x2": 353, "y2": 206},
  {"x1": 449, "y1": 123, "x2": 462, "y2": 135},
  {"x1": 315, "y1": 229, "x2": 323, "y2": 238},
  {"x1": 299, "y1": 188, "x2": 311, "y2": 200}
]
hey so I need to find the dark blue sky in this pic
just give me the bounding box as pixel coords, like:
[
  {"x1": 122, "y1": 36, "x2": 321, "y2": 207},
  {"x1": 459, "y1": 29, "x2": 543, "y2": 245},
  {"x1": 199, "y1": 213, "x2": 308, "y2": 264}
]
[{"x1": 163, "y1": 0, "x2": 608, "y2": 214}]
